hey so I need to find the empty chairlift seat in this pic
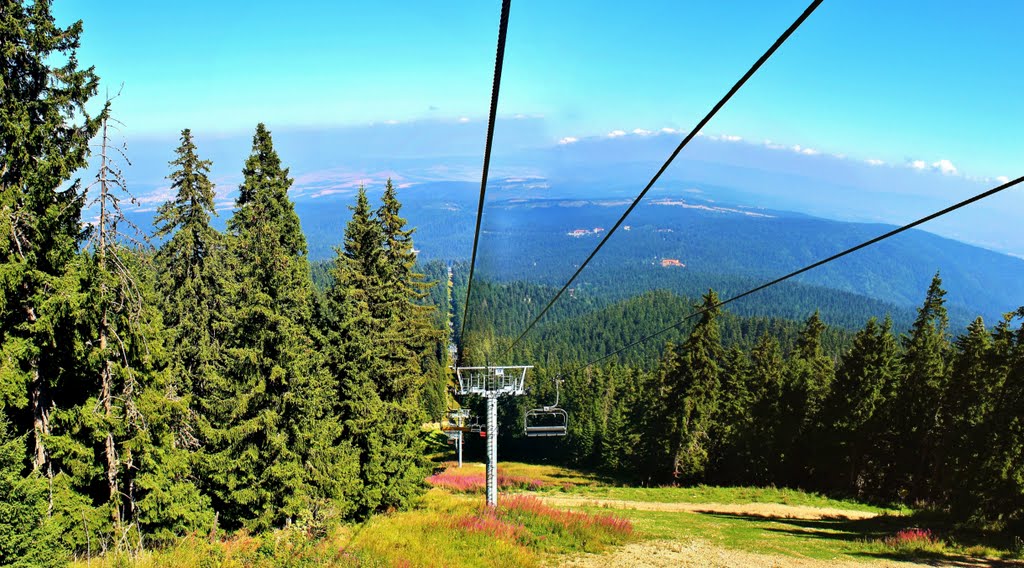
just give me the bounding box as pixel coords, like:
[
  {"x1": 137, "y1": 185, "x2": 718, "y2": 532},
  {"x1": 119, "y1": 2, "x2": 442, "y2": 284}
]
[
  {"x1": 524, "y1": 377, "x2": 568, "y2": 437},
  {"x1": 524, "y1": 406, "x2": 568, "y2": 437}
]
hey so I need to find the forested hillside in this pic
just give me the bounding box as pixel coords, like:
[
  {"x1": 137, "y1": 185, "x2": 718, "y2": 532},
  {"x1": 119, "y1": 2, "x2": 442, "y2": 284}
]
[
  {"x1": 133, "y1": 184, "x2": 1023, "y2": 326},
  {"x1": 291, "y1": 193, "x2": 1024, "y2": 324},
  {"x1": 460, "y1": 279, "x2": 1024, "y2": 529}
]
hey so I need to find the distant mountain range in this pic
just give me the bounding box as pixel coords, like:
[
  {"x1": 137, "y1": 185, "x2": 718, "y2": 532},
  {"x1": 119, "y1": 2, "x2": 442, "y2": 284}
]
[
  {"x1": 110, "y1": 122, "x2": 1024, "y2": 258},
  {"x1": 115, "y1": 123, "x2": 1022, "y2": 328},
  {"x1": 125, "y1": 174, "x2": 1022, "y2": 328},
  {"x1": 286, "y1": 185, "x2": 1024, "y2": 325}
]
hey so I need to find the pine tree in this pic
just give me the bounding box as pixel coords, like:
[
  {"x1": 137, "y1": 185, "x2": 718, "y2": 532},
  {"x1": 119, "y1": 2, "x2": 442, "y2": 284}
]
[
  {"x1": 710, "y1": 347, "x2": 752, "y2": 484},
  {"x1": 208, "y1": 124, "x2": 355, "y2": 530},
  {"x1": 0, "y1": 417, "x2": 62, "y2": 567},
  {"x1": 779, "y1": 311, "x2": 835, "y2": 486},
  {"x1": 664, "y1": 291, "x2": 723, "y2": 482},
  {"x1": 895, "y1": 272, "x2": 951, "y2": 503},
  {"x1": 0, "y1": 0, "x2": 101, "y2": 495},
  {"x1": 820, "y1": 316, "x2": 901, "y2": 495},
  {"x1": 322, "y1": 185, "x2": 431, "y2": 517},
  {"x1": 743, "y1": 333, "x2": 786, "y2": 485}
]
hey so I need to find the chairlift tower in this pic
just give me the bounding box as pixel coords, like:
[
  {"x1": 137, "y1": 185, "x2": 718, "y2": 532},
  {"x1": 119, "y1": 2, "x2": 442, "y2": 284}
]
[
  {"x1": 442, "y1": 408, "x2": 472, "y2": 467},
  {"x1": 455, "y1": 365, "x2": 531, "y2": 507}
]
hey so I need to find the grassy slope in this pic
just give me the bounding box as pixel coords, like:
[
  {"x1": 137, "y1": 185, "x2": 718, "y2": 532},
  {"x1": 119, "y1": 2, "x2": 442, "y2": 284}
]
[
  {"x1": 73, "y1": 459, "x2": 1022, "y2": 567},
  {"x1": 557, "y1": 485, "x2": 898, "y2": 514},
  {"x1": 449, "y1": 461, "x2": 1020, "y2": 565}
]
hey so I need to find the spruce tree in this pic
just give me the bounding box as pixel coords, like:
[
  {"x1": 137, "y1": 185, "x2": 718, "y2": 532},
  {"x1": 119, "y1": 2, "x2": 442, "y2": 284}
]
[
  {"x1": 743, "y1": 333, "x2": 786, "y2": 485},
  {"x1": 48, "y1": 110, "x2": 212, "y2": 552},
  {"x1": 598, "y1": 366, "x2": 643, "y2": 475},
  {"x1": 940, "y1": 316, "x2": 997, "y2": 513},
  {"x1": 711, "y1": 347, "x2": 752, "y2": 484},
  {"x1": 958, "y1": 309, "x2": 1022, "y2": 523},
  {"x1": 323, "y1": 185, "x2": 430, "y2": 517},
  {"x1": 0, "y1": 417, "x2": 62, "y2": 567},
  {"x1": 895, "y1": 272, "x2": 951, "y2": 503},
  {"x1": 0, "y1": 0, "x2": 101, "y2": 492},
  {"x1": 780, "y1": 311, "x2": 835, "y2": 486},
  {"x1": 664, "y1": 291, "x2": 723, "y2": 482},
  {"x1": 154, "y1": 129, "x2": 228, "y2": 401},
  {"x1": 374, "y1": 181, "x2": 434, "y2": 505},
  {"x1": 634, "y1": 342, "x2": 680, "y2": 483},
  {"x1": 821, "y1": 316, "x2": 901, "y2": 495},
  {"x1": 209, "y1": 124, "x2": 355, "y2": 530}
]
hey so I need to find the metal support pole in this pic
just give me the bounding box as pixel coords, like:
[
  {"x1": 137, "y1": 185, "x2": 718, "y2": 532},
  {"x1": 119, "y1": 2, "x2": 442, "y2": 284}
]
[
  {"x1": 485, "y1": 395, "x2": 498, "y2": 507},
  {"x1": 457, "y1": 430, "x2": 463, "y2": 468}
]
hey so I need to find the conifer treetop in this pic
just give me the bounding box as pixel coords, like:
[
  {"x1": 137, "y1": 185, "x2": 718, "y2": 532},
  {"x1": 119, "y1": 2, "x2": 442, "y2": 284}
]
[{"x1": 155, "y1": 129, "x2": 216, "y2": 238}]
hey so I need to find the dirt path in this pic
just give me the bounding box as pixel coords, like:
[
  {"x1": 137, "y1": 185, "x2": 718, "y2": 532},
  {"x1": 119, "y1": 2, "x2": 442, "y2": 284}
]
[
  {"x1": 538, "y1": 495, "x2": 881, "y2": 520},
  {"x1": 558, "y1": 539, "x2": 1007, "y2": 568}
]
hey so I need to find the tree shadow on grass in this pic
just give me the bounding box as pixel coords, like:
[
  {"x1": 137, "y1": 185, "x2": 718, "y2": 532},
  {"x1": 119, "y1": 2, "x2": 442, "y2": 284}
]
[{"x1": 696, "y1": 511, "x2": 1023, "y2": 567}]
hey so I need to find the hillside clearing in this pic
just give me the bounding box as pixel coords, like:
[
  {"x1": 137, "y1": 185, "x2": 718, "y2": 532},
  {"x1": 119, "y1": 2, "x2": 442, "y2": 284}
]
[
  {"x1": 559, "y1": 538, "x2": 1008, "y2": 568},
  {"x1": 71, "y1": 462, "x2": 1024, "y2": 566},
  {"x1": 535, "y1": 495, "x2": 880, "y2": 520}
]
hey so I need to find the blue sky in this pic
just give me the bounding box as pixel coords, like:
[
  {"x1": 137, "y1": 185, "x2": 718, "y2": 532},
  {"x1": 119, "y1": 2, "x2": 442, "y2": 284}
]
[{"x1": 58, "y1": 0, "x2": 1022, "y2": 181}]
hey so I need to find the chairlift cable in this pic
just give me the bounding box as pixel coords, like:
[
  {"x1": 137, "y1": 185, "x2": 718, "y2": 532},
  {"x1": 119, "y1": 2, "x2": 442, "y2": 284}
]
[
  {"x1": 460, "y1": 0, "x2": 513, "y2": 350},
  {"x1": 502, "y1": 0, "x2": 824, "y2": 357}
]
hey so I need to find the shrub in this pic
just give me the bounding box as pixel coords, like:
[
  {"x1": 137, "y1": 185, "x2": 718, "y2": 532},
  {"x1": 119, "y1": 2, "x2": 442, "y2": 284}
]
[
  {"x1": 425, "y1": 470, "x2": 546, "y2": 493},
  {"x1": 880, "y1": 528, "x2": 946, "y2": 555}
]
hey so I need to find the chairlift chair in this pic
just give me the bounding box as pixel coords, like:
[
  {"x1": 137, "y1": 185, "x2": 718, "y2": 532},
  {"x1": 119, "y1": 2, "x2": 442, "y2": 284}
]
[{"x1": 524, "y1": 378, "x2": 568, "y2": 437}]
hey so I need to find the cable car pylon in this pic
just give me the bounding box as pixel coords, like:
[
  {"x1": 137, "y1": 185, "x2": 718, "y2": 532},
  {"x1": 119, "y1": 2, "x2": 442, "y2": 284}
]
[{"x1": 454, "y1": 364, "x2": 532, "y2": 507}]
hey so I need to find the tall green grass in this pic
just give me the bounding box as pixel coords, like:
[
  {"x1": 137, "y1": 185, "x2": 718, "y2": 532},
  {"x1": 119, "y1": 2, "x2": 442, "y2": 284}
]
[{"x1": 71, "y1": 490, "x2": 633, "y2": 567}]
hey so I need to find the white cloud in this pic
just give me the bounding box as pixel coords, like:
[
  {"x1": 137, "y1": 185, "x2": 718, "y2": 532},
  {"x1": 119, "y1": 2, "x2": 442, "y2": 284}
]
[
  {"x1": 660, "y1": 127, "x2": 677, "y2": 134},
  {"x1": 995, "y1": 175, "x2": 1010, "y2": 184},
  {"x1": 632, "y1": 128, "x2": 652, "y2": 136},
  {"x1": 721, "y1": 134, "x2": 742, "y2": 142},
  {"x1": 607, "y1": 129, "x2": 626, "y2": 138},
  {"x1": 383, "y1": 119, "x2": 399, "y2": 125},
  {"x1": 932, "y1": 159, "x2": 957, "y2": 175},
  {"x1": 310, "y1": 188, "x2": 352, "y2": 199},
  {"x1": 558, "y1": 136, "x2": 578, "y2": 145},
  {"x1": 791, "y1": 144, "x2": 818, "y2": 155},
  {"x1": 905, "y1": 158, "x2": 957, "y2": 176},
  {"x1": 135, "y1": 186, "x2": 175, "y2": 205},
  {"x1": 457, "y1": 117, "x2": 470, "y2": 123},
  {"x1": 866, "y1": 159, "x2": 885, "y2": 166}
]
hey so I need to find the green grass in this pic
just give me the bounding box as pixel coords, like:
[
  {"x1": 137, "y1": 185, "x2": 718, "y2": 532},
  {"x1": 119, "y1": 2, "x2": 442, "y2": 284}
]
[
  {"x1": 72, "y1": 460, "x2": 1024, "y2": 567},
  {"x1": 555, "y1": 484, "x2": 905, "y2": 515},
  {"x1": 73, "y1": 488, "x2": 633, "y2": 568}
]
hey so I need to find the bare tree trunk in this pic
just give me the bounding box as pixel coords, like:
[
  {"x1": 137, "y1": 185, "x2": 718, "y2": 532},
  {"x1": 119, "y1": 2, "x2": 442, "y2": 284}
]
[
  {"x1": 30, "y1": 364, "x2": 50, "y2": 470},
  {"x1": 97, "y1": 115, "x2": 123, "y2": 537},
  {"x1": 102, "y1": 361, "x2": 121, "y2": 531}
]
